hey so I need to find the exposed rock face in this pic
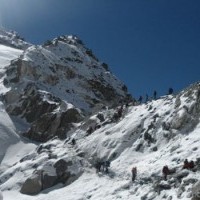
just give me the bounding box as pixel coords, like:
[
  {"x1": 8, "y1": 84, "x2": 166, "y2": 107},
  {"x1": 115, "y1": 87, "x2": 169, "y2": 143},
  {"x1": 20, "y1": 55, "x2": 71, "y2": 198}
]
[
  {"x1": 20, "y1": 157, "x2": 83, "y2": 195},
  {"x1": 3, "y1": 83, "x2": 83, "y2": 142},
  {"x1": 54, "y1": 159, "x2": 73, "y2": 184},
  {"x1": 42, "y1": 173, "x2": 57, "y2": 190},
  {"x1": 171, "y1": 83, "x2": 200, "y2": 132},
  {"x1": 24, "y1": 107, "x2": 82, "y2": 142},
  {"x1": 20, "y1": 170, "x2": 57, "y2": 195},
  {"x1": 5, "y1": 84, "x2": 53, "y2": 118}
]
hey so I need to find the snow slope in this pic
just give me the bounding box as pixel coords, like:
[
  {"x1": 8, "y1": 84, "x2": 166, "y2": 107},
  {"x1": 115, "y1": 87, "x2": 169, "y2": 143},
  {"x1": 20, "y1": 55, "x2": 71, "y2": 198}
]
[
  {"x1": 0, "y1": 36, "x2": 23, "y2": 162},
  {"x1": 0, "y1": 44, "x2": 23, "y2": 92},
  {"x1": 0, "y1": 44, "x2": 22, "y2": 69},
  {"x1": 1, "y1": 82, "x2": 200, "y2": 200},
  {"x1": 0, "y1": 101, "x2": 19, "y2": 162}
]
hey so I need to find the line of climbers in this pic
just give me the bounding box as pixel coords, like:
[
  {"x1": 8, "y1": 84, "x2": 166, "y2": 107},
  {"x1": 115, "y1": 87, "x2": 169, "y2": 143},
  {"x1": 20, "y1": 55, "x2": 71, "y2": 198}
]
[
  {"x1": 84, "y1": 87, "x2": 174, "y2": 138},
  {"x1": 85, "y1": 88, "x2": 174, "y2": 137},
  {"x1": 162, "y1": 159, "x2": 195, "y2": 180},
  {"x1": 131, "y1": 158, "x2": 196, "y2": 183},
  {"x1": 93, "y1": 158, "x2": 195, "y2": 182},
  {"x1": 138, "y1": 87, "x2": 174, "y2": 104}
]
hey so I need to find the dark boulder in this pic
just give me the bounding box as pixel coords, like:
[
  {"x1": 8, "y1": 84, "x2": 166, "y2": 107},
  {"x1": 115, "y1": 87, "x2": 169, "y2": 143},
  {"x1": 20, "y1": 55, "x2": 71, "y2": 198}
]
[{"x1": 20, "y1": 172, "x2": 42, "y2": 195}]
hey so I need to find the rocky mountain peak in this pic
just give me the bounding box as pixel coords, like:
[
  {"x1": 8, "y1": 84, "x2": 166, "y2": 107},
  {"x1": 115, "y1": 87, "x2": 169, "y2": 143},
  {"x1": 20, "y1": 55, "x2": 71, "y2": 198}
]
[{"x1": 0, "y1": 31, "x2": 131, "y2": 142}]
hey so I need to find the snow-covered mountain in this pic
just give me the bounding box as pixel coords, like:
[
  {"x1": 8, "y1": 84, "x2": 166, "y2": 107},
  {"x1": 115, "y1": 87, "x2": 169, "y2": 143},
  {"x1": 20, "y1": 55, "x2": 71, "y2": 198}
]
[
  {"x1": 0, "y1": 29, "x2": 200, "y2": 200},
  {"x1": 0, "y1": 29, "x2": 130, "y2": 142}
]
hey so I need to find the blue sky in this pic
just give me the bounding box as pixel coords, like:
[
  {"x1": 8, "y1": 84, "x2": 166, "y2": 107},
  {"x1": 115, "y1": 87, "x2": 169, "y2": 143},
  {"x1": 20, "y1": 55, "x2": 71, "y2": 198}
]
[{"x1": 0, "y1": 0, "x2": 200, "y2": 99}]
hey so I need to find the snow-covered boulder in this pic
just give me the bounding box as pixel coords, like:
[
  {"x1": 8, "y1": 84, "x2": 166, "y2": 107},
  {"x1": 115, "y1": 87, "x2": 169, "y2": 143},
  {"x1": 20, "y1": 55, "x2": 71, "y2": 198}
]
[
  {"x1": 53, "y1": 157, "x2": 83, "y2": 186},
  {"x1": 20, "y1": 151, "x2": 84, "y2": 195}
]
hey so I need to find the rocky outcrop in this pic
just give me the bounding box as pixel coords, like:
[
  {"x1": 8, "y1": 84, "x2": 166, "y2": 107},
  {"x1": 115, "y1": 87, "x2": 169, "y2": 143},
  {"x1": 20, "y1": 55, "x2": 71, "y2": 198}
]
[
  {"x1": 20, "y1": 172, "x2": 42, "y2": 195},
  {"x1": 5, "y1": 84, "x2": 56, "y2": 120},
  {"x1": 20, "y1": 158, "x2": 83, "y2": 195},
  {"x1": 171, "y1": 83, "x2": 200, "y2": 133},
  {"x1": 4, "y1": 83, "x2": 83, "y2": 142},
  {"x1": 24, "y1": 107, "x2": 82, "y2": 142},
  {"x1": 24, "y1": 108, "x2": 81, "y2": 142}
]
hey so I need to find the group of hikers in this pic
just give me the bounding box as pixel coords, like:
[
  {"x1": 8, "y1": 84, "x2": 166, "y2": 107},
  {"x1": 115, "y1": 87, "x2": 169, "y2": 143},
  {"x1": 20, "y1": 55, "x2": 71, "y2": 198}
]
[
  {"x1": 138, "y1": 87, "x2": 174, "y2": 104},
  {"x1": 95, "y1": 158, "x2": 195, "y2": 182},
  {"x1": 130, "y1": 158, "x2": 196, "y2": 182},
  {"x1": 93, "y1": 156, "x2": 197, "y2": 183},
  {"x1": 95, "y1": 160, "x2": 111, "y2": 174},
  {"x1": 162, "y1": 159, "x2": 195, "y2": 180},
  {"x1": 85, "y1": 87, "x2": 176, "y2": 180}
]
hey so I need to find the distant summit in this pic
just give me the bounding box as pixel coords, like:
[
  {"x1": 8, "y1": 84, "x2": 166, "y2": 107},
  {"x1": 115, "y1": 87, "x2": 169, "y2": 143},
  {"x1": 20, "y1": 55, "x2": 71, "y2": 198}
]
[{"x1": 0, "y1": 28, "x2": 30, "y2": 49}]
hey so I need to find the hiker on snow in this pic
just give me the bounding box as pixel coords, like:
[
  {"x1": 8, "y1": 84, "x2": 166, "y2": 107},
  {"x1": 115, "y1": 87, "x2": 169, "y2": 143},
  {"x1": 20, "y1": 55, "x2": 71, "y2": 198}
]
[
  {"x1": 183, "y1": 159, "x2": 195, "y2": 170},
  {"x1": 113, "y1": 106, "x2": 123, "y2": 121},
  {"x1": 153, "y1": 90, "x2": 157, "y2": 100},
  {"x1": 131, "y1": 167, "x2": 137, "y2": 182},
  {"x1": 86, "y1": 126, "x2": 93, "y2": 135},
  {"x1": 95, "y1": 161, "x2": 102, "y2": 173},
  {"x1": 189, "y1": 160, "x2": 195, "y2": 169},
  {"x1": 118, "y1": 106, "x2": 123, "y2": 118},
  {"x1": 71, "y1": 138, "x2": 76, "y2": 145},
  {"x1": 104, "y1": 161, "x2": 110, "y2": 173},
  {"x1": 168, "y1": 87, "x2": 173, "y2": 95},
  {"x1": 138, "y1": 96, "x2": 143, "y2": 104},
  {"x1": 162, "y1": 165, "x2": 170, "y2": 180},
  {"x1": 145, "y1": 94, "x2": 149, "y2": 103},
  {"x1": 183, "y1": 159, "x2": 190, "y2": 169}
]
